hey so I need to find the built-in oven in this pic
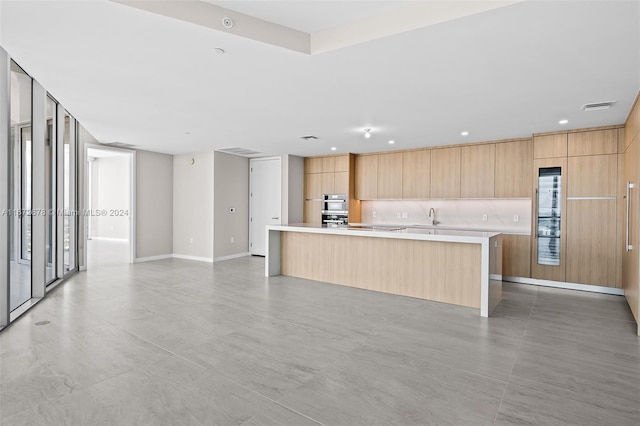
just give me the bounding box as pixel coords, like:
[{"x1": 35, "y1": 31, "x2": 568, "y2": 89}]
[{"x1": 322, "y1": 194, "x2": 348, "y2": 227}]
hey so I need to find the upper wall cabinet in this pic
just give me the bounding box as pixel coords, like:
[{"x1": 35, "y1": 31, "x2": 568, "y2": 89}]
[
  {"x1": 567, "y1": 154, "x2": 618, "y2": 197},
  {"x1": 431, "y1": 147, "x2": 461, "y2": 198},
  {"x1": 402, "y1": 149, "x2": 430, "y2": 199},
  {"x1": 356, "y1": 154, "x2": 378, "y2": 200},
  {"x1": 461, "y1": 144, "x2": 495, "y2": 198},
  {"x1": 495, "y1": 139, "x2": 532, "y2": 198},
  {"x1": 567, "y1": 129, "x2": 618, "y2": 156},
  {"x1": 377, "y1": 153, "x2": 403, "y2": 199},
  {"x1": 533, "y1": 133, "x2": 567, "y2": 159},
  {"x1": 334, "y1": 155, "x2": 350, "y2": 172}
]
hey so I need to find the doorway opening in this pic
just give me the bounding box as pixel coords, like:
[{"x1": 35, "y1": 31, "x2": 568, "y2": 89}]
[{"x1": 85, "y1": 146, "x2": 135, "y2": 268}]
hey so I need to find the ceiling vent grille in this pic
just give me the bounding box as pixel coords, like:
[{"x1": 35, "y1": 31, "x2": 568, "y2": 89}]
[
  {"x1": 300, "y1": 135, "x2": 319, "y2": 141},
  {"x1": 217, "y1": 147, "x2": 262, "y2": 157},
  {"x1": 581, "y1": 101, "x2": 616, "y2": 111}
]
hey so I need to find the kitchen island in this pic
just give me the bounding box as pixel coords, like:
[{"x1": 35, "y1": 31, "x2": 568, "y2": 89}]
[{"x1": 266, "y1": 225, "x2": 502, "y2": 317}]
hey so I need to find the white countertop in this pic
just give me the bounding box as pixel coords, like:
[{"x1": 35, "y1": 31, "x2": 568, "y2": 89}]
[
  {"x1": 350, "y1": 222, "x2": 529, "y2": 235},
  {"x1": 267, "y1": 224, "x2": 500, "y2": 244}
]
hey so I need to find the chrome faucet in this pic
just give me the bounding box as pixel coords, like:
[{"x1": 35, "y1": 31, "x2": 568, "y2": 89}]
[{"x1": 428, "y1": 208, "x2": 439, "y2": 225}]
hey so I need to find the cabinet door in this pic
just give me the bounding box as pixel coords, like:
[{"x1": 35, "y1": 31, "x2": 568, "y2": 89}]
[
  {"x1": 431, "y1": 147, "x2": 460, "y2": 198},
  {"x1": 402, "y1": 149, "x2": 430, "y2": 199},
  {"x1": 534, "y1": 133, "x2": 567, "y2": 159},
  {"x1": 566, "y1": 199, "x2": 617, "y2": 286},
  {"x1": 320, "y1": 172, "x2": 335, "y2": 196},
  {"x1": 304, "y1": 173, "x2": 322, "y2": 200},
  {"x1": 334, "y1": 155, "x2": 350, "y2": 172},
  {"x1": 495, "y1": 139, "x2": 532, "y2": 198},
  {"x1": 567, "y1": 154, "x2": 617, "y2": 197},
  {"x1": 320, "y1": 156, "x2": 335, "y2": 173},
  {"x1": 304, "y1": 157, "x2": 323, "y2": 174},
  {"x1": 502, "y1": 234, "x2": 531, "y2": 278},
  {"x1": 531, "y1": 158, "x2": 567, "y2": 282},
  {"x1": 377, "y1": 153, "x2": 403, "y2": 199},
  {"x1": 461, "y1": 144, "x2": 495, "y2": 198},
  {"x1": 568, "y1": 129, "x2": 618, "y2": 156},
  {"x1": 356, "y1": 155, "x2": 378, "y2": 200},
  {"x1": 304, "y1": 200, "x2": 322, "y2": 225},
  {"x1": 334, "y1": 171, "x2": 349, "y2": 195}
]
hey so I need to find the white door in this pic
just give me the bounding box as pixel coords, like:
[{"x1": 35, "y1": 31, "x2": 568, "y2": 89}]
[{"x1": 250, "y1": 157, "x2": 281, "y2": 256}]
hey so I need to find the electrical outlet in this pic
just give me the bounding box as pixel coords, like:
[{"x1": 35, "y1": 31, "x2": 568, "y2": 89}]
[
  {"x1": 230, "y1": 237, "x2": 234, "y2": 243},
  {"x1": 372, "y1": 211, "x2": 377, "y2": 218},
  {"x1": 397, "y1": 212, "x2": 402, "y2": 218},
  {"x1": 482, "y1": 214, "x2": 488, "y2": 222},
  {"x1": 513, "y1": 215, "x2": 519, "y2": 223},
  {"x1": 402, "y1": 212, "x2": 408, "y2": 219}
]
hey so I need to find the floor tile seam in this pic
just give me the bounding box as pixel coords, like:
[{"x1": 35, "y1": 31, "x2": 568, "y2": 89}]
[
  {"x1": 492, "y1": 286, "x2": 539, "y2": 425},
  {"x1": 243, "y1": 388, "x2": 328, "y2": 426}
]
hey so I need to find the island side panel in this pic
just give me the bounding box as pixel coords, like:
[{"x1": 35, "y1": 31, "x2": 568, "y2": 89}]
[
  {"x1": 488, "y1": 234, "x2": 503, "y2": 316},
  {"x1": 280, "y1": 231, "x2": 482, "y2": 309}
]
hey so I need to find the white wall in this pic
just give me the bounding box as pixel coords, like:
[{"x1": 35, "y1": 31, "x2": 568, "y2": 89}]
[
  {"x1": 136, "y1": 150, "x2": 173, "y2": 259},
  {"x1": 173, "y1": 152, "x2": 214, "y2": 260},
  {"x1": 90, "y1": 155, "x2": 129, "y2": 240},
  {"x1": 214, "y1": 151, "x2": 249, "y2": 258}
]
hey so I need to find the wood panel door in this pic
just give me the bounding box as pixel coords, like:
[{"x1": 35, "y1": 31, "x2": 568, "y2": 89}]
[
  {"x1": 402, "y1": 149, "x2": 430, "y2": 199},
  {"x1": 320, "y1": 172, "x2": 335, "y2": 196},
  {"x1": 502, "y1": 234, "x2": 531, "y2": 278},
  {"x1": 334, "y1": 155, "x2": 350, "y2": 172},
  {"x1": 567, "y1": 154, "x2": 617, "y2": 197},
  {"x1": 304, "y1": 173, "x2": 322, "y2": 200},
  {"x1": 431, "y1": 147, "x2": 460, "y2": 198},
  {"x1": 356, "y1": 155, "x2": 378, "y2": 200},
  {"x1": 623, "y1": 137, "x2": 640, "y2": 327},
  {"x1": 334, "y1": 171, "x2": 349, "y2": 195},
  {"x1": 304, "y1": 157, "x2": 323, "y2": 174},
  {"x1": 534, "y1": 133, "x2": 567, "y2": 159},
  {"x1": 531, "y1": 158, "x2": 567, "y2": 281},
  {"x1": 568, "y1": 129, "x2": 618, "y2": 156},
  {"x1": 566, "y1": 199, "x2": 617, "y2": 286},
  {"x1": 495, "y1": 139, "x2": 532, "y2": 198},
  {"x1": 303, "y1": 200, "x2": 322, "y2": 225},
  {"x1": 461, "y1": 144, "x2": 495, "y2": 198},
  {"x1": 377, "y1": 152, "x2": 403, "y2": 199}
]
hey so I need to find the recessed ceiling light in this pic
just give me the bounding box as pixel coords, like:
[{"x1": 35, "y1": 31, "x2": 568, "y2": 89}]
[
  {"x1": 185, "y1": 131, "x2": 191, "y2": 135},
  {"x1": 331, "y1": 147, "x2": 337, "y2": 151},
  {"x1": 559, "y1": 119, "x2": 568, "y2": 124},
  {"x1": 214, "y1": 47, "x2": 225, "y2": 55},
  {"x1": 388, "y1": 140, "x2": 395, "y2": 144},
  {"x1": 461, "y1": 131, "x2": 469, "y2": 136},
  {"x1": 364, "y1": 128, "x2": 372, "y2": 139}
]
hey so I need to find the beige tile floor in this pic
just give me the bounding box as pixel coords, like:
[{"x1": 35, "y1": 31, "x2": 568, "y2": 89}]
[{"x1": 1, "y1": 245, "x2": 639, "y2": 425}]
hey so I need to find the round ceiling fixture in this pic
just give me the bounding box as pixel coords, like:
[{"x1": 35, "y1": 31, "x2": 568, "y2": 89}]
[
  {"x1": 559, "y1": 119, "x2": 568, "y2": 124},
  {"x1": 388, "y1": 140, "x2": 395, "y2": 144},
  {"x1": 222, "y1": 17, "x2": 234, "y2": 29},
  {"x1": 461, "y1": 131, "x2": 469, "y2": 136},
  {"x1": 364, "y1": 128, "x2": 372, "y2": 139},
  {"x1": 331, "y1": 147, "x2": 337, "y2": 151},
  {"x1": 214, "y1": 48, "x2": 225, "y2": 55}
]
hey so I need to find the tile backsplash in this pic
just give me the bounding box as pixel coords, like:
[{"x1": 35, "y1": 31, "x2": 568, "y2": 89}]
[{"x1": 360, "y1": 199, "x2": 531, "y2": 234}]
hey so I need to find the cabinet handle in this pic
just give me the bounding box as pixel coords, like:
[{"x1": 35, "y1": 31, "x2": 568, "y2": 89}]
[
  {"x1": 626, "y1": 182, "x2": 635, "y2": 251},
  {"x1": 534, "y1": 188, "x2": 538, "y2": 239}
]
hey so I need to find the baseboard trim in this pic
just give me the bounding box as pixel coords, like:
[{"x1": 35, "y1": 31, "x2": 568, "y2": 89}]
[
  {"x1": 134, "y1": 254, "x2": 173, "y2": 263},
  {"x1": 172, "y1": 254, "x2": 214, "y2": 263},
  {"x1": 214, "y1": 252, "x2": 250, "y2": 262},
  {"x1": 504, "y1": 276, "x2": 624, "y2": 295}
]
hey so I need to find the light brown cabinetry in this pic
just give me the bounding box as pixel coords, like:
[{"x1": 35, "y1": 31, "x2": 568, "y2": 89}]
[
  {"x1": 431, "y1": 147, "x2": 461, "y2": 198},
  {"x1": 377, "y1": 153, "x2": 403, "y2": 199},
  {"x1": 402, "y1": 149, "x2": 430, "y2": 199},
  {"x1": 567, "y1": 154, "x2": 617, "y2": 197},
  {"x1": 533, "y1": 133, "x2": 567, "y2": 159},
  {"x1": 304, "y1": 200, "x2": 322, "y2": 226},
  {"x1": 502, "y1": 235, "x2": 531, "y2": 278},
  {"x1": 334, "y1": 171, "x2": 349, "y2": 194},
  {"x1": 566, "y1": 199, "x2": 617, "y2": 286},
  {"x1": 495, "y1": 139, "x2": 532, "y2": 198},
  {"x1": 356, "y1": 154, "x2": 378, "y2": 200},
  {"x1": 334, "y1": 155, "x2": 349, "y2": 172},
  {"x1": 304, "y1": 173, "x2": 322, "y2": 200},
  {"x1": 461, "y1": 144, "x2": 495, "y2": 198},
  {"x1": 568, "y1": 129, "x2": 618, "y2": 156}
]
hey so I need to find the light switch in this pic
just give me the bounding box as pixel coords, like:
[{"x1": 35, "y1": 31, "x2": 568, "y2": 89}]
[
  {"x1": 513, "y1": 215, "x2": 519, "y2": 223},
  {"x1": 402, "y1": 212, "x2": 408, "y2": 219},
  {"x1": 482, "y1": 214, "x2": 488, "y2": 222}
]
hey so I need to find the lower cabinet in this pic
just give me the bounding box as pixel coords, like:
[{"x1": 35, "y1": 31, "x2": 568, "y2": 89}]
[
  {"x1": 566, "y1": 199, "x2": 618, "y2": 287},
  {"x1": 502, "y1": 235, "x2": 531, "y2": 278}
]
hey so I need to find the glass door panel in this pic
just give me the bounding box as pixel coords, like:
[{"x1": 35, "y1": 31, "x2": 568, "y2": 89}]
[
  {"x1": 537, "y1": 167, "x2": 561, "y2": 265},
  {"x1": 45, "y1": 96, "x2": 56, "y2": 284}
]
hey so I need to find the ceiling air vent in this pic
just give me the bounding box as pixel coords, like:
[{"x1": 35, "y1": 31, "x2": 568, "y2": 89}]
[
  {"x1": 101, "y1": 141, "x2": 138, "y2": 149},
  {"x1": 300, "y1": 135, "x2": 319, "y2": 141},
  {"x1": 217, "y1": 147, "x2": 262, "y2": 157},
  {"x1": 581, "y1": 101, "x2": 616, "y2": 111}
]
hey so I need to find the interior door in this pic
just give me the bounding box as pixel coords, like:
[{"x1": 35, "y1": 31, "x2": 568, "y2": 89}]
[{"x1": 250, "y1": 157, "x2": 281, "y2": 256}]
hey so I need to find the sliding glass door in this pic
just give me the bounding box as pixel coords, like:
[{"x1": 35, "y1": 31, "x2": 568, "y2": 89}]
[{"x1": 45, "y1": 96, "x2": 57, "y2": 284}]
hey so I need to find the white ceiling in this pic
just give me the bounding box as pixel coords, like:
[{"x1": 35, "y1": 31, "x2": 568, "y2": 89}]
[
  {"x1": 0, "y1": 1, "x2": 638, "y2": 157},
  {"x1": 205, "y1": 0, "x2": 416, "y2": 33}
]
